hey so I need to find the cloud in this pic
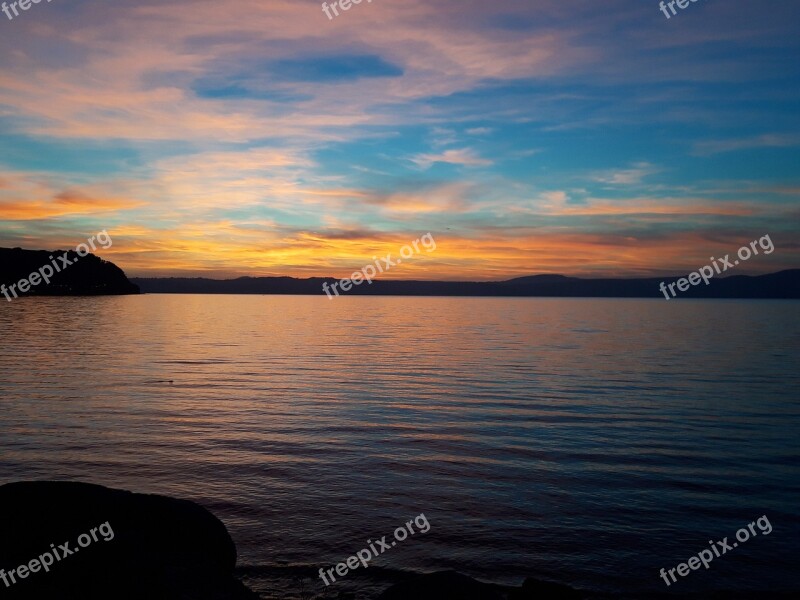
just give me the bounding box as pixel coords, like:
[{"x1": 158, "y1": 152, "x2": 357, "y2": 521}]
[
  {"x1": 410, "y1": 148, "x2": 493, "y2": 169},
  {"x1": 0, "y1": 172, "x2": 144, "y2": 221},
  {"x1": 364, "y1": 182, "x2": 476, "y2": 215},
  {"x1": 429, "y1": 127, "x2": 459, "y2": 147},
  {"x1": 466, "y1": 127, "x2": 494, "y2": 135},
  {"x1": 692, "y1": 134, "x2": 800, "y2": 156},
  {"x1": 592, "y1": 162, "x2": 659, "y2": 185}
]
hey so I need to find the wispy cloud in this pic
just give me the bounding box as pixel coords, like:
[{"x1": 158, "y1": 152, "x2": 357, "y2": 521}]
[
  {"x1": 693, "y1": 134, "x2": 800, "y2": 156},
  {"x1": 592, "y1": 163, "x2": 660, "y2": 185},
  {"x1": 0, "y1": 0, "x2": 798, "y2": 277},
  {"x1": 410, "y1": 148, "x2": 493, "y2": 169}
]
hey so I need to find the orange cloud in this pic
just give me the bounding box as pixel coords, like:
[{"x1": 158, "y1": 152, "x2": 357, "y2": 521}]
[{"x1": 0, "y1": 174, "x2": 144, "y2": 220}]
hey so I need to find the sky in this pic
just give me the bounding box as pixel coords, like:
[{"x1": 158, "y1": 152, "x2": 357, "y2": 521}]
[{"x1": 0, "y1": 0, "x2": 798, "y2": 280}]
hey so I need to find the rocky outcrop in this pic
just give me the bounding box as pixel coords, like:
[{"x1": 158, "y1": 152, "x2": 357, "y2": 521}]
[{"x1": 0, "y1": 481, "x2": 258, "y2": 599}]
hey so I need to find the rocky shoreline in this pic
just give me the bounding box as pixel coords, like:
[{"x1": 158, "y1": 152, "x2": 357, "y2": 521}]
[{"x1": 0, "y1": 481, "x2": 584, "y2": 600}]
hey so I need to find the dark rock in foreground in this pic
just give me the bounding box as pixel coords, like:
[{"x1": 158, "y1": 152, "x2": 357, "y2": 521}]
[
  {"x1": 509, "y1": 576, "x2": 584, "y2": 599},
  {"x1": 0, "y1": 481, "x2": 258, "y2": 599},
  {"x1": 377, "y1": 570, "x2": 582, "y2": 600},
  {"x1": 377, "y1": 571, "x2": 504, "y2": 600},
  {"x1": 0, "y1": 247, "x2": 139, "y2": 298}
]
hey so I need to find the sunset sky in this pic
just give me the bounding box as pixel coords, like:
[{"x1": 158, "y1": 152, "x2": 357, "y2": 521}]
[{"x1": 0, "y1": 0, "x2": 798, "y2": 280}]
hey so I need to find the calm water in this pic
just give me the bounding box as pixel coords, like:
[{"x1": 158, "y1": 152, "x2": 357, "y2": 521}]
[{"x1": 1, "y1": 295, "x2": 798, "y2": 598}]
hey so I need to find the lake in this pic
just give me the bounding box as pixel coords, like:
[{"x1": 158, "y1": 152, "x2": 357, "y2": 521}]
[{"x1": 0, "y1": 295, "x2": 798, "y2": 598}]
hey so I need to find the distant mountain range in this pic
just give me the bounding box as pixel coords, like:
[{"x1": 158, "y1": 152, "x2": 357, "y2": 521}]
[
  {"x1": 2, "y1": 246, "x2": 797, "y2": 299},
  {"x1": 131, "y1": 269, "x2": 800, "y2": 298},
  {"x1": 1, "y1": 247, "x2": 139, "y2": 298}
]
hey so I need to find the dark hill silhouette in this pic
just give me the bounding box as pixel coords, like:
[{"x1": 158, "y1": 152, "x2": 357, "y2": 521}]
[
  {"x1": 131, "y1": 269, "x2": 800, "y2": 299},
  {"x1": 503, "y1": 274, "x2": 578, "y2": 284},
  {"x1": 0, "y1": 247, "x2": 139, "y2": 298}
]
